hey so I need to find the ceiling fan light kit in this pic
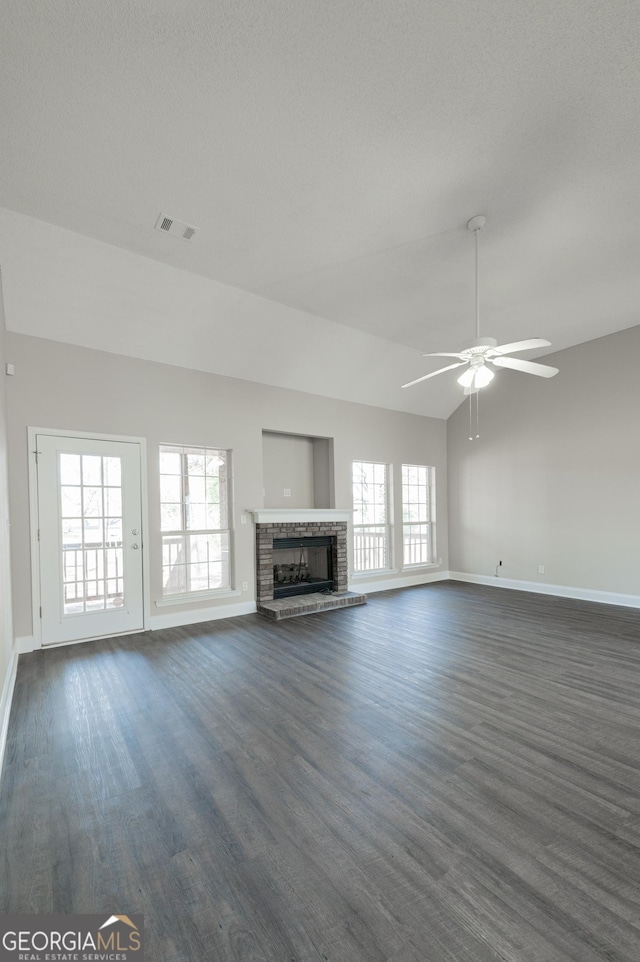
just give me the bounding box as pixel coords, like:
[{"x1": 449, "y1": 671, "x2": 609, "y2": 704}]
[
  {"x1": 401, "y1": 215, "x2": 560, "y2": 393},
  {"x1": 458, "y1": 362, "x2": 494, "y2": 389}
]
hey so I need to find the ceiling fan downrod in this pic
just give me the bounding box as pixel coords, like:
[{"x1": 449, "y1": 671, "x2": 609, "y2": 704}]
[{"x1": 467, "y1": 215, "x2": 485, "y2": 341}]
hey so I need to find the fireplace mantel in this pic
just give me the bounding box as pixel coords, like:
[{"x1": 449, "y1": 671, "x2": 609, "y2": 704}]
[{"x1": 249, "y1": 508, "x2": 352, "y2": 524}]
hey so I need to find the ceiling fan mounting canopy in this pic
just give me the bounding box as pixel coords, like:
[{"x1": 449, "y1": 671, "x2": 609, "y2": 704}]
[
  {"x1": 467, "y1": 214, "x2": 486, "y2": 233},
  {"x1": 401, "y1": 215, "x2": 559, "y2": 392},
  {"x1": 464, "y1": 336, "x2": 497, "y2": 350}
]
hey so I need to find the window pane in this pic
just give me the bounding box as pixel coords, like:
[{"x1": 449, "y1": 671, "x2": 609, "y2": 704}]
[
  {"x1": 162, "y1": 536, "x2": 187, "y2": 594},
  {"x1": 103, "y1": 457, "x2": 121, "y2": 486},
  {"x1": 60, "y1": 454, "x2": 81, "y2": 485},
  {"x1": 352, "y1": 461, "x2": 390, "y2": 571},
  {"x1": 61, "y1": 486, "x2": 82, "y2": 518},
  {"x1": 105, "y1": 547, "x2": 123, "y2": 578},
  {"x1": 83, "y1": 487, "x2": 103, "y2": 517},
  {"x1": 159, "y1": 451, "x2": 181, "y2": 475},
  {"x1": 161, "y1": 504, "x2": 181, "y2": 531},
  {"x1": 82, "y1": 455, "x2": 102, "y2": 485},
  {"x1": 62, "y1": 519, "x2": 82, "y2": 547},
  {"x1": 84, "y1": 519, "x2": 104, "y2": 544},
  {"x1": 206, "y1": 504, "x2": 222, "y2": 529},
  {"x1": 353, "y1": 525, "x2": 388, "y2": 572},
  {"x1": 187, "y1": 453, "x2": 205, "y2": 475},
  {"x1": 189, "y1": 563, "x2": 210, "y2": 591},
  {"x1": 61, "y1": 445, "x2": 125, "y2": 615},
  {"x1": 187, "y1": 503, "x2": 207, "y2": 530},
  {"x1": 163, "y1": 559, "x2": 187, "y2": 593},
  {"x1": 189, "y1": 533, "x2": 213, "y2": 563},
  {"x1": 403, "y1": 523, "x2": 432, "y2": 565},
  {"x1": 160, "y1": 475, "x2": 182, "y2": 503},
  {"x1": 160, "y1": 444, "x2": 232, "y2": 596},
  {"x1": 105, "y1": 488, "x2": 122, "y2": 517},
  {"x1": 187, "y1": 476, "x2": 206, "y2": 502},
  {"x1": 106, "y1": 518, "x2": 122, "y2": 544},
  {"x1": 401, "y1": 465, "x2": 434, "y2": 566}
]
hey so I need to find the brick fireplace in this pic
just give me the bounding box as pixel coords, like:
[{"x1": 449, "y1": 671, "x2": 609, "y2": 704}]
[{"x1": 249, "y1": 509, "x2": 366, "y2": 619}]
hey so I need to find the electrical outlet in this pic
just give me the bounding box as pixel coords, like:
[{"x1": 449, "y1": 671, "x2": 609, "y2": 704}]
[
  {"x1": 240, "y1": 513, "x2": 247, "y2": 524},
  {"x1": 538, "y1": 564, "x2": 545, "y2": 574},
  {"x1": 242, "y1": 581, "x2": 248, "y2": 591},
  {"x1": 283, "y1": 488, "x2": 291, "y2": 497}
]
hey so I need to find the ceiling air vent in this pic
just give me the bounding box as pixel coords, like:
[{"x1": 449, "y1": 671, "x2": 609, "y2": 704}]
[{"x1": 155, "y1": 213, "x2": 198, "y2": 242}]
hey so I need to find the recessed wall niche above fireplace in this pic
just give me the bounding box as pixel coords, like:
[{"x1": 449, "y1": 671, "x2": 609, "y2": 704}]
[
  {"x1": 249, "y1": 509, "x2": 367, "y2": 620},
  {"x1": 262, "y1": 431, "x2": 334, "y2": 509}
]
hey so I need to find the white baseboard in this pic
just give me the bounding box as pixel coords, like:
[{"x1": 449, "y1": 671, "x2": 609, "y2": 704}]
[
  {"x1": 16, "y1": 635, "x2": 36, "y2": 654},
  {"x1": 0, "y1": 644, "x2": 19, "y2": 785},
  {"x1": 449, "y1": 571, "x2": 640, "y2": 609},
  {"x1": 150, "y1": 600, "x2": 257, "y2": 630},
  {"x1": 350, "y1": 569, "x2": 450, "y2": 595}
]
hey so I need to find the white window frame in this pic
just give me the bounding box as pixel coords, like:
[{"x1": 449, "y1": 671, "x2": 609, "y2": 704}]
[
  {"x1": 352, "y1": 460, "x2": 392, "y2": 573},
  {"x1": 159, "y1": 444, "x2": 233, "y2": 601},
  {"x1": 401, "y1": 463, "x2": 436, "y2": 568}
]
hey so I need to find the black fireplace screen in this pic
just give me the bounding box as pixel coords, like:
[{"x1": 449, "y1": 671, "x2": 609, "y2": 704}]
[{"x1": 272, "y1": 535, "x2": 334, "y2": 598}]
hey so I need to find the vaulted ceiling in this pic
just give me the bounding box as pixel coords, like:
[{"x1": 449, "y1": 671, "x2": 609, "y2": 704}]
[{"x1": 1, "y1": 0, "x2": 639, "y2": 418}]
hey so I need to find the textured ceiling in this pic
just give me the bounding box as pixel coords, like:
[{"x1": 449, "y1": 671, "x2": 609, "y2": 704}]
[{"x1": 1, "y1": 0, "x2": 639, "y2": 417}]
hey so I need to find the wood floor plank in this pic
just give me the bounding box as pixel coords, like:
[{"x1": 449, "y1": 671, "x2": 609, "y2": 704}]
[{"x1": 1, "y1": 581, "x2": 640, "y2": 961}]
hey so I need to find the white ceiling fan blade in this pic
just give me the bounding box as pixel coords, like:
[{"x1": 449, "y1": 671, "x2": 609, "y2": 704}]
[
  {"x1": 491, "y1": 356, "x2": 559, "y2": 377},
  {"x1": 401, "y1": 361, "x2": 466, "y2": 389},
  {"x1": 490, "y1": 338, "x2": 552, "y2": 356},
  {"x1": 420, "y1": 351, "x2": 465, "y2": 359}
]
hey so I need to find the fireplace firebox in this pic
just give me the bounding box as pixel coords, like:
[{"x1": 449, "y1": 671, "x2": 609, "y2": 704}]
[{"x1": 272, "y1": 535, "x2": 334, "y2": 598}]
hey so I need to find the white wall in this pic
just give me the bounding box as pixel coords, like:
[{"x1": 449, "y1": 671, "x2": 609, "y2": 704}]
[
  {"x1": 262, "y1": 432, "x2": 316, "y2": 508},
  {"x1": 6, "y1": 333, "x2": 448, "y2": 640},
  {"x1": 447, "y1": 325, "x2": 640, "y2": 598},
  {"x1": 0, "y1": 208, "x2": 459, "y2": 420},
  {"x1": 0, "y1": 273, "x2": 16, "y2": 764}
]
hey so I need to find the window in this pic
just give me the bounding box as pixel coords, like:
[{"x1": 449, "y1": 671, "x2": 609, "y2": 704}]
[
  {"x1": 352, "y1": 460, "x2": 391, "y2": 572},
  {"x1": 402, "y1": 464, "x2": 435, "y2": 566},
  {"x1": 160, "y1": 445, "x2": 231, "y2": 596}
]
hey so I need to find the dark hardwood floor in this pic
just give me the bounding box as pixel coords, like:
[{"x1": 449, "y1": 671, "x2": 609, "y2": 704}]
[{"x1": 2, "y1": 581, "x2": 640, "y2": 961}]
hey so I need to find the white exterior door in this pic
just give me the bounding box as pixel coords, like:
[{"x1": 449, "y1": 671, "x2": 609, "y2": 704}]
[{"x1": 37, "y1": 434, "x2": 144, "y2": 646}]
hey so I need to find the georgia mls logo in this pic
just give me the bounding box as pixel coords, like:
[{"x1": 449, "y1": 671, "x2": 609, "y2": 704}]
[
  {"x1": 0, "y1": 913, "x2": 144, "y2": 961},
  {"x1": 97, "y1": 915, "x2": 142, "y2": 951}
]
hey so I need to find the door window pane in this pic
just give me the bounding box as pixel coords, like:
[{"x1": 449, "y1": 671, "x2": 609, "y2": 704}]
[{"x1": 59, "y1": 453, "x2": 125, "y2": 615}]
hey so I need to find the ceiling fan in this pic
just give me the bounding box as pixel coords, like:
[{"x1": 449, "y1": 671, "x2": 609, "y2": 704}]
[{"x1": 402, "y1": 215, "x2": 559, "y2": 393}]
